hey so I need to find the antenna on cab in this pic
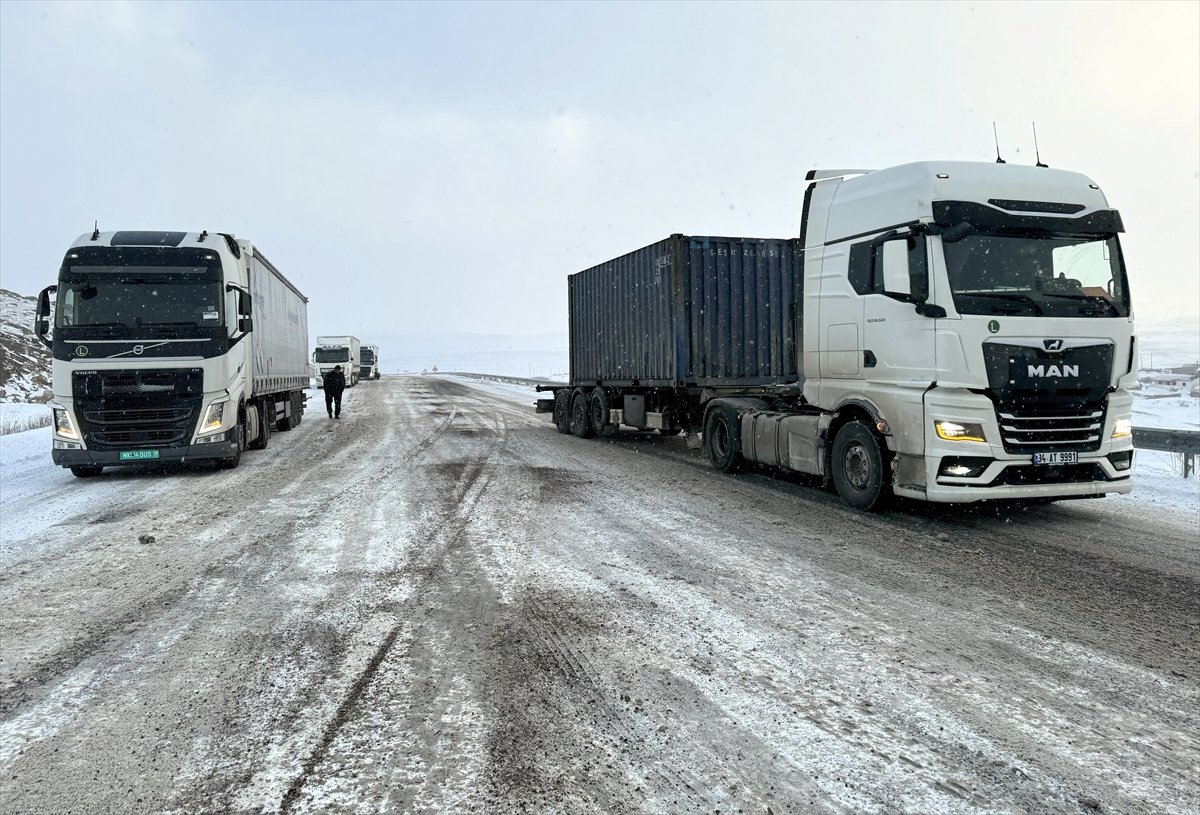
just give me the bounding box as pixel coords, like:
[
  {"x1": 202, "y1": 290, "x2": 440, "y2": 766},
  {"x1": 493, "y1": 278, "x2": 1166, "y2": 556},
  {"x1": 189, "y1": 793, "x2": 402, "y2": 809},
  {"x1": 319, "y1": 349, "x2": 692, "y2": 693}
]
[
  {"x1": 90, "y1": 220, "x2": 100, "y2": 241},
  {"x1": 1032, "y1": 122, "x2": 1048, "y2": 167},
  {"x1": 993, "y1": 122, "x2": 1006, "y2": 164}
]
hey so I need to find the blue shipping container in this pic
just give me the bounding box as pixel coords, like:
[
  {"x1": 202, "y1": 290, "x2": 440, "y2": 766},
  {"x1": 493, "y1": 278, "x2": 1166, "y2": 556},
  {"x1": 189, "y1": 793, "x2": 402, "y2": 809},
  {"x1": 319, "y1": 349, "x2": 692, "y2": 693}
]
[{"x1": 568, "y1": 234, "x2": 800, "y2": 388}]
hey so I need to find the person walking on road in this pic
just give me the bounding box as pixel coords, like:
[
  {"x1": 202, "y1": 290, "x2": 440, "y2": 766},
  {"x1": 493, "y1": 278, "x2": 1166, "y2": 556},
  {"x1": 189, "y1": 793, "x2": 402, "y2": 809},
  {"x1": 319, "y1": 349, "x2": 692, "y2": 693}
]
[{"x1": 323, "y1": 365, "x2": 346, "y2": 418}]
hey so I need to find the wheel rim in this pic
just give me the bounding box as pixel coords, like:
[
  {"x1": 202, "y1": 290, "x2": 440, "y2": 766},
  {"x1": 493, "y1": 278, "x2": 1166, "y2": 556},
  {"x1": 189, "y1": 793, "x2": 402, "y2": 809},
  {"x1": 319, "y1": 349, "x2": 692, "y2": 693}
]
[
  {"x1": 843, "y1": 442, "x2": 871, "y2": 490},
  {"x1": 712, "y1": 418, "x2": 731, "y2": 458}
]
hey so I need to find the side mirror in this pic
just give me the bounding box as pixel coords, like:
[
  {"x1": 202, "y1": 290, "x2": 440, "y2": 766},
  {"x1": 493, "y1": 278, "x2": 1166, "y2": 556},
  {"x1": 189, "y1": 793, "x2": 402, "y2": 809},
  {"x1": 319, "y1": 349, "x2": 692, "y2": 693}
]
[
  {"x1": 34, "y1": 286, "x2": 56, "y2": 348},
  {"x1": 239, "y1": 317, "x2": 253, "y2": 333}
]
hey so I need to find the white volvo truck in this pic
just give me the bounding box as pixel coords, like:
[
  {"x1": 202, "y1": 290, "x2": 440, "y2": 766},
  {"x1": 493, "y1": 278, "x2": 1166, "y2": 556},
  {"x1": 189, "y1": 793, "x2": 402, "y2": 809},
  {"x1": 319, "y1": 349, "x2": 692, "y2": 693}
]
[
  {"x1": 359, "y1": 344, "x2": 380, "y2": 381},
  {"x1": 36, "y1": 230, "x2": 310, "y2": 476},
  {"x1": 314, "y1": 335, "x2": 361, "y2": 387},
  {"x1": 542, "y1": 161, "x2": 1136, "y2": 510}
]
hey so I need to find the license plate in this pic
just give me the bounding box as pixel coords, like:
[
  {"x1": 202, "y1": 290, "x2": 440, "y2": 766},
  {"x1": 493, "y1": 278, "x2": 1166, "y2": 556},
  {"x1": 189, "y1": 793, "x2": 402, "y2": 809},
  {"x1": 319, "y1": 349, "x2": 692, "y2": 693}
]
[
  {"x1": 119, "y1": 450, "x2": 160, "y2": 461},
  {"x1": 1033, "y1": 451, "x2": 1078, "y2": 465}
]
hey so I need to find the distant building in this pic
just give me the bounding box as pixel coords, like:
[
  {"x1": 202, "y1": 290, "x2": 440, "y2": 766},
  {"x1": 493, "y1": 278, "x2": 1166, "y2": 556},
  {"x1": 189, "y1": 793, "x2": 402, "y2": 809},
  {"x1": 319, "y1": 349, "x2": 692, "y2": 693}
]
[{"x1": 1145, "y1": 372, "x2": 1192, "y2": 387}]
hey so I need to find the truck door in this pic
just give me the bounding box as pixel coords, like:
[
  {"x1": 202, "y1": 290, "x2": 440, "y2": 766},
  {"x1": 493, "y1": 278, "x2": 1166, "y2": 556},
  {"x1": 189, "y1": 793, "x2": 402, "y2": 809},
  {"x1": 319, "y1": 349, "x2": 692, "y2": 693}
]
[{"x1": 861, "y1": 233, "x2": 937, "y2": 383}]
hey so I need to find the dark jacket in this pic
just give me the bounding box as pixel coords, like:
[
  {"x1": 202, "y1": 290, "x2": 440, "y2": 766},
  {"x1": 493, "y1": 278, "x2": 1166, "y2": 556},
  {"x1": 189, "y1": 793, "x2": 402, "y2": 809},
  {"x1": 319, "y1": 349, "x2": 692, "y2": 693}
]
[{"x1": 323, "y1": 369, "x2": 346, "y2": 393}]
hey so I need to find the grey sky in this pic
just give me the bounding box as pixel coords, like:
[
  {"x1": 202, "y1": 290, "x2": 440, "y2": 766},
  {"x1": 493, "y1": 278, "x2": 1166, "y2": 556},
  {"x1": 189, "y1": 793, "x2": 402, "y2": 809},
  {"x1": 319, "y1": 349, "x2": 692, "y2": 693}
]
[{"x1": 2, "y1": 0, "x2": 1197, "y2": 345}]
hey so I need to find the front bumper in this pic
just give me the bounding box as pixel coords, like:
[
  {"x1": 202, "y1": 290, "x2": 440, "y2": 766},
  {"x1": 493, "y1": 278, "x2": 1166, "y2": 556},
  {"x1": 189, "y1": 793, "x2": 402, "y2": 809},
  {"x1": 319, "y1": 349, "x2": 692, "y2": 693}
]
[
  {"x1": 51, "y1": 436, "x2": 237, "y2": 468},
  {"x1": 893, "y1": 388, "x2": 1134, "y2": 503}
]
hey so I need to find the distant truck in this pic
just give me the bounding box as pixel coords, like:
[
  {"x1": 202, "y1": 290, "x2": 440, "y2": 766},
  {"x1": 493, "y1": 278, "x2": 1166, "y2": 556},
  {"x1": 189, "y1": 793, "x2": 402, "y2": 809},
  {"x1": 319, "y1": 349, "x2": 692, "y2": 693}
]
[
  {"x1": 314, "y1": 335, "x2": 361, "y2": 387},
  {"x1": 539, "y1": 161, "x2": 1136, "y2": 510},
  {"x1": 359, "y1": 344, "x2": 380, "y2": 381},
  {"x1": 35, "y1": 230, "x2": 310, "y2": 476}
]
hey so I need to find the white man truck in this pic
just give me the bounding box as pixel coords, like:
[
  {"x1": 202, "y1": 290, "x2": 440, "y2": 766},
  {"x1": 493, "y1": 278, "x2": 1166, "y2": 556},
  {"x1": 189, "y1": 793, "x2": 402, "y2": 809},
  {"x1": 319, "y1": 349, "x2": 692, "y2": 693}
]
[
  {"x1": 541, "y1": 161, "x2": 1135, "y2": 510},
  {"x1": 314, "y1": 336, "x2": 361, "y2": 387},
  {"x1": 36, "y1": 230, "x2": 311, "y2": 476},
  {"x1": 359, "y1": 344, "x2": 380, "y2": 381}
]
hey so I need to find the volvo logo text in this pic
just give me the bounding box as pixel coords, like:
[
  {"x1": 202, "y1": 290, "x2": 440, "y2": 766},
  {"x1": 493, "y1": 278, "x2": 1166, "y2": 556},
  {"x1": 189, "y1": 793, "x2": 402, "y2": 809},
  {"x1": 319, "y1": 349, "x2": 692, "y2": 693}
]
[
  {"x1": 1028, "y1": 364, "x2": 1078, "y2": 378},
  {"x1": 1043, "y1": 339, "x2": 1065, "y2": 351}
]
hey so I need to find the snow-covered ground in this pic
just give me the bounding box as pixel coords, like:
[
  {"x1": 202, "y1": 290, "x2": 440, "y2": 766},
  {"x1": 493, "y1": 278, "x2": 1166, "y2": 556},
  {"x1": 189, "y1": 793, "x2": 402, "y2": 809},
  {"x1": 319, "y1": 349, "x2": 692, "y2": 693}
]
[{"x1": 1, "y1": 376, "x2": 1197, "y2": 815}]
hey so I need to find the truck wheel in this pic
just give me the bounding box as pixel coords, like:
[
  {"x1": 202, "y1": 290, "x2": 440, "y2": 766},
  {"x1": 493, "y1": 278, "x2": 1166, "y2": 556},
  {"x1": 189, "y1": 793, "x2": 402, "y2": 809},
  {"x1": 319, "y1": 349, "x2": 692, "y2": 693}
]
[
  {"x1": 217, "y1": 422, "x2": 243, "y2": 469},
  {"x1": 588, "y1": 387, "x2": 616, "y2": 437},
  {"x1": 70, "y1": 466, "x2": 103, "y2": 478},
  {"x1": 553, "y1": 390, "x2": 572, "y2": 434},
  {"x1": 249, "y1": 402, "x2": 271, "y2": 450},
  {"x1": 569, "y1": 388, "x2": 594, "y2": 438},
  {"x1": 705, "y1": 405, "x2": 744, "y2": 472},
  {"x1": 831, "y1": 421, "x2": 892, "y2": 511}
]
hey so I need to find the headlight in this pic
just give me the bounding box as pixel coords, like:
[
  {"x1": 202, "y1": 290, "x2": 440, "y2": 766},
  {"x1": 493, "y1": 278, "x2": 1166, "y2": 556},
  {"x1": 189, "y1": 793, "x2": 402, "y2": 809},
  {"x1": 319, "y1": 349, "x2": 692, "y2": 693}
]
[
  {"x1": 1111, "y1": 417, "x2": 1132, "y2": 439},
  {"x1": 934, "y1": 420, "x2": 987, "y2": 443},
  {"x1": 53, "y1": 408, "x2": 79, "y2": 439},
  {"x1": 198, "y1": 400, "x2": 226, "y2": 434}
]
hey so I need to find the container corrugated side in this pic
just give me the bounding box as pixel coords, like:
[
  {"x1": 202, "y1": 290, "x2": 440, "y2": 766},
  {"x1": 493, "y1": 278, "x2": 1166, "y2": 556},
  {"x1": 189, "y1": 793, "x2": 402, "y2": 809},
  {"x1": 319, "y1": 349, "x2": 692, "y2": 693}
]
[
  {"x1": 568, "y1": 235, "x2": 800, "y2": 388},
  {"x1": 685, "y1": 236, "x2": 799, "y2": 387},
  {"x1": 569, "y1": 237, "x2": 679, "y2": 385}
]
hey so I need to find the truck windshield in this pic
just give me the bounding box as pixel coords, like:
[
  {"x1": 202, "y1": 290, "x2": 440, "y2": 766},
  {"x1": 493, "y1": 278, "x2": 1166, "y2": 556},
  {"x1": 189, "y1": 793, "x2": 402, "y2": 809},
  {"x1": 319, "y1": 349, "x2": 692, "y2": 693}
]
[
  {"x1": 942, "y1": 232, "x2": 1130, "y2": 318},
  {"x1": 56, "y1": 271, "x2": 225, "y2": 333},
  {"x1": 315, "y1": 348, "x2": 349, "y2": 363}
]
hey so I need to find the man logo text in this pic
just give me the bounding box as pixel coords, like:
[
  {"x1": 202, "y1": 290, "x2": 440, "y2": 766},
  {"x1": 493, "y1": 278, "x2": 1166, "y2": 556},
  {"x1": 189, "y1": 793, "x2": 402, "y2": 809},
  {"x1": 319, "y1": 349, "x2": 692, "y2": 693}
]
[{"x1": 1028, "y1": 364, "x2": 1078, "y2": 378}]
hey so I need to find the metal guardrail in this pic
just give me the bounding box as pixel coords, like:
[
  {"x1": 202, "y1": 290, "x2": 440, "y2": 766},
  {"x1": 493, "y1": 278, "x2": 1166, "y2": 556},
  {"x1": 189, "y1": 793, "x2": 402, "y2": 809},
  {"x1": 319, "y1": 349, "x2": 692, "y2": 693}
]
[
  {"x1": 439, "y1": 372, "x2": 563, "y2": 389},
  {"x1": 442, "y1": 372, "x2": 1199, "y2": 476}
]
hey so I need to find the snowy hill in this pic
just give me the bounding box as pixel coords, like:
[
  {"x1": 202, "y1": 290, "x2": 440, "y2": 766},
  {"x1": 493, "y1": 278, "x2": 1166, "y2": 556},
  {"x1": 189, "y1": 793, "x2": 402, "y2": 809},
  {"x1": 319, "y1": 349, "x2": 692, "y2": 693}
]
[{"x1": 0, "y1": 289, "x2": 52, "y2": 403}]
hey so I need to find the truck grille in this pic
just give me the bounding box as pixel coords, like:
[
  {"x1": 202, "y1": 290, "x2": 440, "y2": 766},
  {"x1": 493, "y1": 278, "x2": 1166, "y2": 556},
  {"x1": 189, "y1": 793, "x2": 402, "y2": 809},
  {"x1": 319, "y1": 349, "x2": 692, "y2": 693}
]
[
  {"x1": 72, "y1": 368, "x2": 203, "y2": 450},
  {"x1": 996, "y1": 405, "x2": 1105, "y2": 454}
]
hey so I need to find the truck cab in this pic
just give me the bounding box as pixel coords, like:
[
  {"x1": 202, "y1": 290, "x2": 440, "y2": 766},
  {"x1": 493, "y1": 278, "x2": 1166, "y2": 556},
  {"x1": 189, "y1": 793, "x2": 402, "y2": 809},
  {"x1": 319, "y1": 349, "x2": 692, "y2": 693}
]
[
  {"x1": 34, "y1": 229, "x2": 308, "y2": 476},
  {"x1": 801, "y1": 162, "x2": 1134, "y2": 505}
]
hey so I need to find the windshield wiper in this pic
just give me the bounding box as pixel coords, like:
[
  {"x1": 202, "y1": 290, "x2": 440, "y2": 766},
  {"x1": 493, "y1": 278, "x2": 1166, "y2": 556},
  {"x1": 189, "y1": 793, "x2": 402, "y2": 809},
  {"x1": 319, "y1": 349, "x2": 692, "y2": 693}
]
[{"x1": 963, "y1": 292, "x2": 1045, "y2": 315}]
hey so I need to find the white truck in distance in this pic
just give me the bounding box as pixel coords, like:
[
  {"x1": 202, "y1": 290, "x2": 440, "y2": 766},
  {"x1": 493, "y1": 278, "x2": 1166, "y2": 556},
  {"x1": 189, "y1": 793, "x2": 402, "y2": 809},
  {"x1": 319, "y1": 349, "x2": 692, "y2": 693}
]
[
  {"x1": 545, "y1": 161, "x2": 1135, "y2": 510},
  {"x1": 36, "y1": 230, "x2": 311, "y2": 475},
  {"x1": 314, "y1": 335, "x2": 361, "y2": 387},
  {"x1": 359, "y1": 344, "x2": 380, "y2": 381}
]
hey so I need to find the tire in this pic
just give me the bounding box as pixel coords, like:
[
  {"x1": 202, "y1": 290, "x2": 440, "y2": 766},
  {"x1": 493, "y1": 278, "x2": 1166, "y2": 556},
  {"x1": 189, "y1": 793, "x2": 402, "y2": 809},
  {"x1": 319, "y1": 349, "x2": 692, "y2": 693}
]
[
  {"x1": 588, "y1": 387, "x2": 616, "y2": 437},
  {"x1": 704, "y1": 405, "x2": 744, "y2": 473},
  {"x1": 553, "y1": 390, "x2": 572, "y2": 434},
  {"x1": 831, "y1": 420, "x2": 892, "y2": 512},
  {"x1": 249, "y1": 402, "x2": 271, "y2": 450},
  {"x1": 70, "y1": 465, "x2": 103, "y2": 478},
  {"x1": 217, "y1": 421, "x2": 243, "y2": 469},
  {"x1": 569, "y1": 388, "x2": 594, "y2": 438}
]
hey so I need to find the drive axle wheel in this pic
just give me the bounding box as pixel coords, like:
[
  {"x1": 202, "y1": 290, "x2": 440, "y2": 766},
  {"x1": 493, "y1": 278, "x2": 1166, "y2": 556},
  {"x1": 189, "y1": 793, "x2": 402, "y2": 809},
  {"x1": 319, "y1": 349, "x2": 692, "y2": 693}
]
[
  {"x1": 831, "y1": 420, "x2": 892, "y2": 511},
  {"x1": 704, "y1": 405, "x2": 744, "y2": 473}
]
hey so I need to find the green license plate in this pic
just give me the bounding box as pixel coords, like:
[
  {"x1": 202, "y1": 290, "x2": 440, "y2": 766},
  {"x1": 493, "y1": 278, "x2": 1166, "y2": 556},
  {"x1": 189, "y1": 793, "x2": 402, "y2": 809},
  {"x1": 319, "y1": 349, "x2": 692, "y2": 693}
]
[{"x1": 119, "y1": 450, "x2": 161, "y2": 461}]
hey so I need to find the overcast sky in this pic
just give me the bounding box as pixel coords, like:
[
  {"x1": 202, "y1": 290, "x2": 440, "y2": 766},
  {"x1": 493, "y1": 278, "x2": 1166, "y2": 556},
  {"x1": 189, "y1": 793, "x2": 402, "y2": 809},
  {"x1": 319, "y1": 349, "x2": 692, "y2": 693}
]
[{"x1": 2, "y1": 0, "x2": 1197, "y2": 346}]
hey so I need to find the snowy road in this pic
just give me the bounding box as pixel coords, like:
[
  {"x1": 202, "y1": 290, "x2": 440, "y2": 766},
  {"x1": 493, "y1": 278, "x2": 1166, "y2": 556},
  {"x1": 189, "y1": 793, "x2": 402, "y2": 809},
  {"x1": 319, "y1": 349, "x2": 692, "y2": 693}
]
[{"x1": 1, "y1": 376, "x2": 1197, "y2": 815}]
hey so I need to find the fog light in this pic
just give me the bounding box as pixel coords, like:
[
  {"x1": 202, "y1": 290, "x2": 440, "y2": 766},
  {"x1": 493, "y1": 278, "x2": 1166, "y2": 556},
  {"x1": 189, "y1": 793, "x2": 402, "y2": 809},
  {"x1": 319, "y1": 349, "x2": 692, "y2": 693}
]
[
  {"x1": 53, "y1": 439, "x2": 83, "y2": 450},
  {"x1": 935, "y1": 420, "x2": 986, "y2": 443},
  {"x1": 1109, "y1": 450, "x2": 1133, "y2": 471},
  {"x1": 938, "y1": 456, "x2": 992, "y2": 478},
  {"x1": 194, "y1": 431, "x2": 228, "y2": 445}
]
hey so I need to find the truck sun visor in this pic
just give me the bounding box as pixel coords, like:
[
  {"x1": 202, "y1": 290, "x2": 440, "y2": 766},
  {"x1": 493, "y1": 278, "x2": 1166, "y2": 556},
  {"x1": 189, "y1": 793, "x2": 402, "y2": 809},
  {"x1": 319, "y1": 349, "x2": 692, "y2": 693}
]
[{"x1": 933, "y1": 201, "x2": 1124, "y2": 234}]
